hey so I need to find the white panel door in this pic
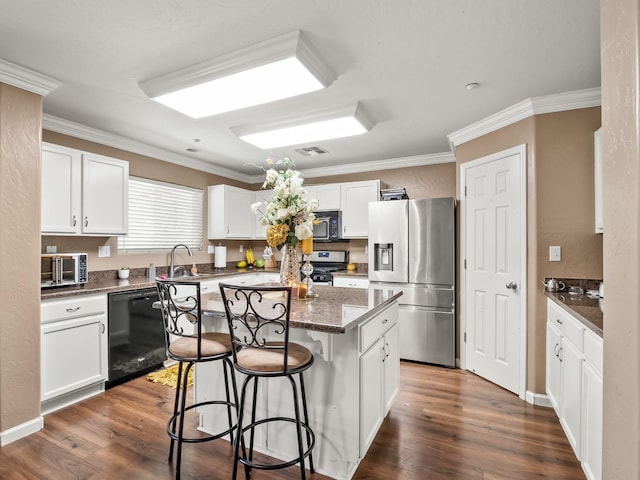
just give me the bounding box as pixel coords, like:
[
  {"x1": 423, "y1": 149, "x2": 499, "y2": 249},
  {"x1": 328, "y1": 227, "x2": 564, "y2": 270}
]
[{"x1": 463, "y1": 147, "x2": 524, "y2": 396}]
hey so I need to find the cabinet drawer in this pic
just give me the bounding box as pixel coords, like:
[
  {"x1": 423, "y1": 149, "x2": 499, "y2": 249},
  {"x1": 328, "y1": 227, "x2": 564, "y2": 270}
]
[
  {"x1": 41, "y1": 294, "x2": 107, "y2": 324},
  {"x1": 584, "y1": 329, "x2": 603, "y2": 376},
  {"x1": 359, "y1": 303, "x2": 398, "y2": 353},
  {"x1": 547, "y1": 301, "x2": 584, "y2": 351}
]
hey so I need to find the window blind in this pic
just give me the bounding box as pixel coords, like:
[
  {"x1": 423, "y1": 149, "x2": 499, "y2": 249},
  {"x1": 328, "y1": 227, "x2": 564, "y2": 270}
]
[{"x1": 118, "y1": 177, "x2": 203, "y2": 251}]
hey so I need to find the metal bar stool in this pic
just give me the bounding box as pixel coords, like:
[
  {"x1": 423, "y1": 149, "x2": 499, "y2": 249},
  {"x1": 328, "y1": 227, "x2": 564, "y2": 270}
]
[
  {"x1": 219, "y1": 283, "x2": 316, "y2": 480},
  {"x1": 156, "y1": 279, "x2": 239, "y2": 480}
]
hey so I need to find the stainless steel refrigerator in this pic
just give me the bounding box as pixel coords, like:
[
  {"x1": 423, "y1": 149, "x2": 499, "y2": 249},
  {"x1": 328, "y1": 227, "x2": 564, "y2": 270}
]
[{"x1": 368, "y1": 197, "x2": 455, "y2": 367}]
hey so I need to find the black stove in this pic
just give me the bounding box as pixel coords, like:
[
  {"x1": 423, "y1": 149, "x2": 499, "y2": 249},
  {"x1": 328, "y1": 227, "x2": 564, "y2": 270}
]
[{"x1": 307, "y1": 250, "x2": 349, "y2": 285}]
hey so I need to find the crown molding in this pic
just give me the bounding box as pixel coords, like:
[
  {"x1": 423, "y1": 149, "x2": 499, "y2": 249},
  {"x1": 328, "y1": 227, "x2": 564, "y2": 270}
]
[
  {"x1": 292, "y1": 151, "x2": 455, "y2": 182},
  {"x1": 42, "y1": 114, "x2": 249, "y2": 182},
  {"x1": 447, "y1": 86, "x2": 601, "y2": 150},
  {"x1": 0, "y1": 58, "x2": 62, "y2": 96}
]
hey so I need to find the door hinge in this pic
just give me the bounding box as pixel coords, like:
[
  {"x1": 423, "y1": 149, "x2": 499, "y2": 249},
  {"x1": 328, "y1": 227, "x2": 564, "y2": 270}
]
[{"x1": 464, "y1": 332, "x2": 467, "y2": 343}]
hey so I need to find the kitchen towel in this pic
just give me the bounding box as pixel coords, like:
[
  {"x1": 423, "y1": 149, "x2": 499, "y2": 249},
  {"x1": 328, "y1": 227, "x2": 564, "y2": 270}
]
[{"x1": 214, "y1": 245, "x2": 227, "y2": 268}]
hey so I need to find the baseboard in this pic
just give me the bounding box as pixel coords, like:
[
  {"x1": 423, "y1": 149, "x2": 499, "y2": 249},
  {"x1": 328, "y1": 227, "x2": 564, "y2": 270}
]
[
  {"x1": 525, "y1": 390, "x2": 552, "y2": 407},
  {"x1": 0, "y1": 416, "x2": 43, "y2": 446}
]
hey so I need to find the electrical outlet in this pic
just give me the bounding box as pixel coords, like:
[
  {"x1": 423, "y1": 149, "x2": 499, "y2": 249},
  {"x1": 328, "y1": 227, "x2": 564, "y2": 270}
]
[
  {"x1": 98, "y1": 245, "x2": 110, "y2": 257},
  {"x1": 45, "y1": 245, "x2": 57, "y2": 253},
  {"x1": 239, "y1": 245, "x2": 243, "y2": 253},
  {"x1": 207, "y1": 245, "x2": 215, "y2": 254},
  {"x1": 549, "y1": 245, "x2": 561, "y2": 262}
]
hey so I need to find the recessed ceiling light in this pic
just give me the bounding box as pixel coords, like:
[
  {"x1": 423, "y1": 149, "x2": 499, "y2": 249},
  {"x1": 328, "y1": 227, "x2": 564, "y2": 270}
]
[{"x1": 139, "y1": 31, "x2": 335, "y2": 118}]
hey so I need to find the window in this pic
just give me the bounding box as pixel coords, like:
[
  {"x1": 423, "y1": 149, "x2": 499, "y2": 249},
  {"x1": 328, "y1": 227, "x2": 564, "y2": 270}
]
[{"x1": 118, "y1": 177, "x2": 203, "y2": 251}]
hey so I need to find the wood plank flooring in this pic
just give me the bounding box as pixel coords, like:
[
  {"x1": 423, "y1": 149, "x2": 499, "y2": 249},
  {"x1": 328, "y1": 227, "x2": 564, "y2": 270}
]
[{"x1": 0, "y1": 362, "x2": 585, "y2": 479}]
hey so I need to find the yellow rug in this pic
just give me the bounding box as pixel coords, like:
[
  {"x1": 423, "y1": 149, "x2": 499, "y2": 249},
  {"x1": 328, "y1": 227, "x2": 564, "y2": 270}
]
[{"x1": 146, "y1": 363, "x2": 193, "y2": 388}]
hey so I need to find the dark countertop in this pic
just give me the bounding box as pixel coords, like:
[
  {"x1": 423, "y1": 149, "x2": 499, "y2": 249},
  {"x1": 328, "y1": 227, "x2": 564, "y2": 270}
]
[
  {"x1": 202, "y1": 285, "x2": 402, "y2": 334},
  {"x1": 545, "y1": 291, "x2": 603, "y2": 337},
  {"x1": 40, "y1": 267, "x2": 280, "y2": 300}
]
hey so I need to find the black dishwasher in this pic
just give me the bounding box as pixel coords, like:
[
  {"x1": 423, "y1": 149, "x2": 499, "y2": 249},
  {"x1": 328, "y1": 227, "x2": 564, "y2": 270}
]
[{"x1": 107, "y1": 288, "x2": 166, "y2": 388}]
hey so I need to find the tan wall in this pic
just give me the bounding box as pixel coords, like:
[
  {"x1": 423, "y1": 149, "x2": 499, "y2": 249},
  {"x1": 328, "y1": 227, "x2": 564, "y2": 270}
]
[
  {"x1": 306, "y1": 163, "x2": 456, "y2": 263},
  {"x1": 601, "y1": 0, "x2": 640, "y2": 477},
  {"x1": 455, "y1": 107, "x2": 602, "y2": 393},
  {"x1": 0, "y1": 84, "x2": 42, "y2": 432},
  {"x1": 42, "y1": 134, "x2": 456, "y2": 271},
  {"x1": 42, "y1": 131, "x2": 254, "y2": 271}
]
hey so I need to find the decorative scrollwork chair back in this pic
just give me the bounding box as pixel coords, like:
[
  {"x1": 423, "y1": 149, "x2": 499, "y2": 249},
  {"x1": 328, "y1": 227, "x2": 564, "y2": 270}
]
[
  {"x1": 156, "y1": 279, "x2": 206, "y2": 360},
  {"x1": 219, "y1": 284, "x2": 299, "y2": 375}
]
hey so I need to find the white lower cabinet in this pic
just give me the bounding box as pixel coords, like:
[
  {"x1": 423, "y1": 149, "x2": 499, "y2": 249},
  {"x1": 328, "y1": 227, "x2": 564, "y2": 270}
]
[
  {"x1": 546, "y1": 299, "x2": 602, "y2": 480},
  {"x1": 41, "y1": 294, "x2": 108, "y2": 414},
  {"x1": 333, "y1": 276, "x2": 369, "y2": 289},
  {"x1": 358, "y1": 302, "x2": 399, "y2": 457}
]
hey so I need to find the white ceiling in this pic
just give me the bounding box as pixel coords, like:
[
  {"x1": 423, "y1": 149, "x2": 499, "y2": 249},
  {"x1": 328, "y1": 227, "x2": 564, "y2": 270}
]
[{"x1": 0, "y1": 1, "x2": 600, "y2": 181}]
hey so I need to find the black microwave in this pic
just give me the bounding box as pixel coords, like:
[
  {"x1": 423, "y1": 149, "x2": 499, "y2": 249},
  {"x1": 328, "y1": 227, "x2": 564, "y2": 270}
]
[{"x1": 313, "y1": 210, "x2": 342, "y2": 242}]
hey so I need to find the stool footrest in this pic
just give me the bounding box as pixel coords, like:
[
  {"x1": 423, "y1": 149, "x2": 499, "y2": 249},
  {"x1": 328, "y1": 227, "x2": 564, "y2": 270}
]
[
  {"x1": 237, "y1": 417, "x2": 315, "y2": 471},
  {"x1": 167, "y1": 400, "x2": 237, "y2": 444}
]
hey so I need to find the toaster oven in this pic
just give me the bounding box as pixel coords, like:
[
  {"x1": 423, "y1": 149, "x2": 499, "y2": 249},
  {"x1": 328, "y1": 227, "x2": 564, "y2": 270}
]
[{"x1": 41, "y1": 253, "x2": 88, "y2": 288}]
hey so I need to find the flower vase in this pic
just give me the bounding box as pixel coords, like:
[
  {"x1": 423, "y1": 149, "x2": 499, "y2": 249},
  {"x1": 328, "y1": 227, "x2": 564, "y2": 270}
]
[{"x1": 280, "y1": 243, "x2": 301, "y2": 287}]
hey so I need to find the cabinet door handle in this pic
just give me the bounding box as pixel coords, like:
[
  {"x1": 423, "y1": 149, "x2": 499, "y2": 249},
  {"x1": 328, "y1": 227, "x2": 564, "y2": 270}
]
[
  {"x1": 85, "y1": 216, "x2": 89, "y2": 227},
  {"x1": 556, "y1": 318, "x2": 563, "y2": 325},
  {"x1": 101, "y1": 322, "x2": 105, "y2": 334},
  {"x1": 72, "y1": 215, "x2": 77, "y2": 227},
  {"x1": 558, "y1": 346, "x2": 563, "y2": 362},
  {"x1": 65, "y1": 306, "x2": 81, "y2": 313},
  {"x1": 227, "y1": 226, "x2": 230, "y2": 234}
]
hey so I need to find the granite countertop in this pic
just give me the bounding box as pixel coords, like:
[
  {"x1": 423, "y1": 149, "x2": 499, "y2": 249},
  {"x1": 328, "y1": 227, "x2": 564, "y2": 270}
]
[
  {"x1": 202, "y1": 285, "x2": 402, "y2": 334},
  {"x1": 545, "y1": 291, "x2": 603, "y2": 337},
  {"x1": 40, "y1": 267, "x2": 280, "y2": 300}
]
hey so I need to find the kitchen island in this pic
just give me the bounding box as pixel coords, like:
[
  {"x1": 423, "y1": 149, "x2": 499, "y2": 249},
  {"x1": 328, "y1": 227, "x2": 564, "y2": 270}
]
[{"x1": 195, "y1": 285, "x2": 402, "y2": 480}]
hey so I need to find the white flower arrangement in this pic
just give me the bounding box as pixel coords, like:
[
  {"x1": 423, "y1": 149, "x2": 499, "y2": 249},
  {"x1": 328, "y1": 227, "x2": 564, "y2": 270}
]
[{"x1": 251, "y1": 156, "x2": 317, "y2": 248}]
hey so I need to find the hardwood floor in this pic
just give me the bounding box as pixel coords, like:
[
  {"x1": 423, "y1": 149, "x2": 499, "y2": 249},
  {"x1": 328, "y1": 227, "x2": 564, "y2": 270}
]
[{"x1": 0, "y1": 362, "x2": 585, "y2": 479}]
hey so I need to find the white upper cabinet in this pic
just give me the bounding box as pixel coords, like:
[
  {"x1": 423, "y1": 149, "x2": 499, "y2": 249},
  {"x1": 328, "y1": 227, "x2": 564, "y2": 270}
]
[
  {"x1": 318, "y1": 184, "x2": 341, "y2": 210},
  {"x1": 41, "y1": 143, "x2": 129, "y2": 236},
  {"x1": 42, "y1": 144, "x2": 81, "y2": 234},
  {"x1": 253, "y1": 189, "x2": 272, "y2": 239},
  {"x1": 81, "y1": 153, "x2": 129, "y2": 235},
  {"x1": 341, "y1": 180, "x2": 380, "y2": 238},
  {"x1": 208, "y1": 184, "x2": 253, "y2": 239},
  {"x1": 594, "y1": 128, "x2": 603, "y2": 233}
]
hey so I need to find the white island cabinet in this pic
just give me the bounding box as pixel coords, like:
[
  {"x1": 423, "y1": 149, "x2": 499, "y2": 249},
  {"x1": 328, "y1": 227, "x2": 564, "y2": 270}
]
[
  {"x1": 41, "y1": 294, "x2": 108, "y2": 414},
  {"x1": 196, "y1": 286, "x2": 401, "y2": 480},
  {"x1": 41, "y1": 143, "x2": 129, "y2": 236}
]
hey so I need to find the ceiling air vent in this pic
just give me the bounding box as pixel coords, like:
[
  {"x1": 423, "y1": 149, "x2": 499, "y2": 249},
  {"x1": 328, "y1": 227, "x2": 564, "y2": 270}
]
[{"x1": 294, "y1": 145, "x2": 329, "y2": 156}]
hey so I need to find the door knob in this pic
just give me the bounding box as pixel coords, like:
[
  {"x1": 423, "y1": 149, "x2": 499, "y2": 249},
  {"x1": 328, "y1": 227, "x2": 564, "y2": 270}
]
[{"x1": 505, "y1": 281, "x2": 518, "y2": 290}]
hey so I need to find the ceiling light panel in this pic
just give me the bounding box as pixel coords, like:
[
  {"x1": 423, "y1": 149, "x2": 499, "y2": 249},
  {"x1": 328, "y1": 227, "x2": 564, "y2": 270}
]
[
  {"x1": 231, "y1": 103, "x2": 374, "y2": 149},
  {"x1": 139, "y1": 31, "x2": 335, "y2": 118}
]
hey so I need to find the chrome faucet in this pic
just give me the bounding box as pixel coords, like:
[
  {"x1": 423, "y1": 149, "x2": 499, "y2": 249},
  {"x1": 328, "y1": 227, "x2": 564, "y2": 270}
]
[{"x1": 169, "y1": 244, "x2": 193, "y2": 277}]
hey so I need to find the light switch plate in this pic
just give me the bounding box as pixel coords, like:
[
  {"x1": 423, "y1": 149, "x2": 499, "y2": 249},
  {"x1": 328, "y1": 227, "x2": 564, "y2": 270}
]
[
  {"x1": 549, "y1": 245, "x2": 561, "y2": 262},
  {"x1": 98, "y1": 245, "x2": 110, "y2": 257},
  {"x1": 45, "y1": 245, "x2": 57, "y2": 253}
]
